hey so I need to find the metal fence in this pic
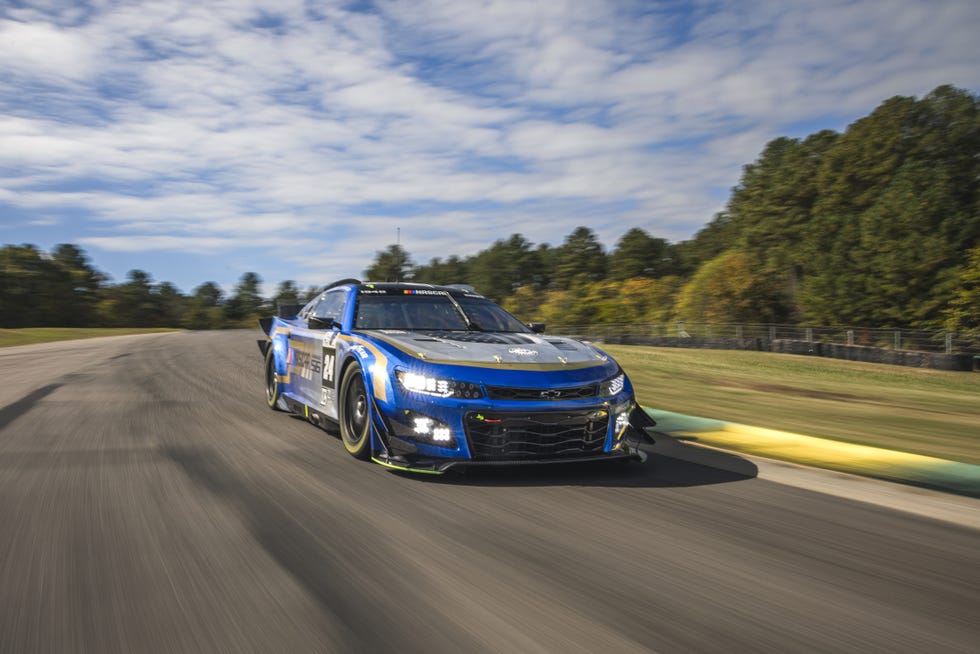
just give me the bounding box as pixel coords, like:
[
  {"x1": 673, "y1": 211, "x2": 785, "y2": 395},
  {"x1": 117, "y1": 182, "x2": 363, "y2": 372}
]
[{"x1": 547, "y1": 322, "x2": 980, "y2": 355}]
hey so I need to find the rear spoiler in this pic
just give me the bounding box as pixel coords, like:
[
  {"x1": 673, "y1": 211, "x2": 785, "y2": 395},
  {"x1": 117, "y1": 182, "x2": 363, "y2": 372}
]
[
  {"x1": 258, "y1": 302, "x2": 305, "y2": 356},
  {"x1": 258, "y1": 303, "x2": 303, "y2": 336}
]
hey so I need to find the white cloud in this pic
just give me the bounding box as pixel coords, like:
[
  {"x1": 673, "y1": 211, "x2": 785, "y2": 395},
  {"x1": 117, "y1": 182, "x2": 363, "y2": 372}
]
[
  {"x1": 0, "y1": 19, "x2": 98, "y2": 79},
  {"x1": 1, "y1": 0, "x2": 978, "y2": 291}
]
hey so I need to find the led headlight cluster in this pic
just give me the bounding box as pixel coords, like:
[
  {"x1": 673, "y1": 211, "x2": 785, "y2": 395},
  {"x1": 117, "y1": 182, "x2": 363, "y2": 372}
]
[
  {"x1": 389, "y1": 410, "x2": 457, "y2": 448},
  {"x1": 396, "y1": 370, "x2": 483, "y2": 399},
  {"x1": 599, "y1": 372, "x2": 625, "y2": 397},
  {"x1": 612, "y1": 400, "x2": 632, "y2": 434}
]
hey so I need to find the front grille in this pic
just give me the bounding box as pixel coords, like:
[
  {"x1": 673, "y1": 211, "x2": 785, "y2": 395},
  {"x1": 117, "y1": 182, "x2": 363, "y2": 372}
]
[
  {"x1": 486, "y1": 384, "x2": 597, "y2": 401},
  {"x1": 465, "y1": 410, "x2": 609, "y2": 461}
]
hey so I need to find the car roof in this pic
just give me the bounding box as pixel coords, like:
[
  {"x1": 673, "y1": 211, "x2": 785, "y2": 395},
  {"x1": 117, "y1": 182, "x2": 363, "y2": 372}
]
[{"x1": 325, "y1": 279, "x2": 484, "y2": 298}]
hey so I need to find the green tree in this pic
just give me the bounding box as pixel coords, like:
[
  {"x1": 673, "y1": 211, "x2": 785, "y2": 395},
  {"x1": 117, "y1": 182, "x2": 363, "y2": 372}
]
[
  {"x1": 183, "y1": 282, "x2": 224, "y2": 329},
  {"x1": 672, "y1": 212, "x2": 736, "y2": 276},
  {"x1": 225, "y1": 272, "x2": 264, "y2": 325},
  {"x1": 365, "y1": 244, "x2": 414, "y2": 282},
  {"x1": 609, "y1": 228, "x2": 674, "y2": 280},
  {"x1": 553, "y1": 227, "x2": 607, "y2": 290},
  {"x1": 0, "y1": 244, "x2": 48, "y2": 327},
  {"x1": 413, "y1": 255, "x2": 469, "y2": 286},
  {"x1": 99, "y1": 270, "x2": 158, "y2": 327},
  {"x1": 272, "y1": 280, "x2": 300, "y2": 312},
  {"x1": 153, "y1": 282, "x2": 186, "y2": 327},
  {"x1": 802, "y1": 85, "x2": 980, "y2": 325},
  {"x1": 726, "y1": 131, "x2": 839, "y2": 319},
  {"x1": 643, "y1": 276, "x2": 684, "y2": 324},
  {"x1": 676, "y1": 251, "x2": 785, "y2": 324},
  {"x1": 945, "y1": 244, "x2": 980, "y2": 332},
  {"x1": 467, "y1": 234, "x2": 543, "y2": 301},
  {"x1": 51, "y1": 244, "x2": 104, "y2": 327},
  {"x1": 501, "y1": 285, "x2": 542, "y2": 322}
]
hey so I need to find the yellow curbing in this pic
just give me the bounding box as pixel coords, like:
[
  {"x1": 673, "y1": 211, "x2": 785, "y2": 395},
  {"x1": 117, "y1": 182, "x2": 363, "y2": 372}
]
[{"x1": 644, "y1": 409, "x2": 980, "y2": 497}]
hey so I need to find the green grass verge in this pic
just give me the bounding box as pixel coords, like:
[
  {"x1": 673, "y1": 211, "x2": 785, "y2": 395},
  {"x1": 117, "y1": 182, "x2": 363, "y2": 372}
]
[
  {"x1": 602, "y1": 345, "x2": 980, "y2": 466},
  {"x1": 0, "y1": 327, "x2": 180, "y2": 348}
]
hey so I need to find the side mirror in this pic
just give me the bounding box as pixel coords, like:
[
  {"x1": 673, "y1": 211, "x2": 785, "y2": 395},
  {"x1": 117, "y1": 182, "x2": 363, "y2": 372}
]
[
  {"x1": 528, "y1": 322, "x2": 546, "y2": 334},
  {"x1": 309, "y1": 316, "x2": 341, "y2": 330}
]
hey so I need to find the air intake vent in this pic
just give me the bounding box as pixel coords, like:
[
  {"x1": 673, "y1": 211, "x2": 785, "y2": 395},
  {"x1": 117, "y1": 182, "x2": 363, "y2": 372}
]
[
  {"x1": 546, "y1": 339, "x2": 579, "y2": 352},
  {"x1": 465, "y1": 410, "x2": 609, "y2": 460}
]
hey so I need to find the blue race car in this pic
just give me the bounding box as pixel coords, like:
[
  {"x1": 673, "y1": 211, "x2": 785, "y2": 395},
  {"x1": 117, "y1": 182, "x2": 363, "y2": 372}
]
[{"x1": 258, "y1": 280, "x2": 654, "y2": 473}]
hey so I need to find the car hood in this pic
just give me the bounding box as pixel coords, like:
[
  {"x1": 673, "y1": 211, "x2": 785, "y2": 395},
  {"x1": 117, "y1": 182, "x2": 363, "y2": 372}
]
[{"x1": 361, "y1": 330, "x2": 610, "y2": 369}]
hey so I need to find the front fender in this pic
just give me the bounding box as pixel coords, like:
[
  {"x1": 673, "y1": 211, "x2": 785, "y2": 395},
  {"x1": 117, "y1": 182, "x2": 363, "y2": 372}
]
[{"x1": 339, "y1": 342, "x2": 391, "y2": 459}]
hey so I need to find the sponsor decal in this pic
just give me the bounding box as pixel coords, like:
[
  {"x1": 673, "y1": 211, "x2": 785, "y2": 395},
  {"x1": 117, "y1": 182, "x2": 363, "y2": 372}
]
[
  {"x1": 403, "y1": 289, "x2": 448, "y2": 296},
  {"x1": 291, "y1": 344, "x2": 316, "y2": 381},
  {"x1": 508, "y1": 347, "x2": 538, "y2": 357},
  {"x1": 322, "y1": 352, "x2": 336, "y2": 388}
]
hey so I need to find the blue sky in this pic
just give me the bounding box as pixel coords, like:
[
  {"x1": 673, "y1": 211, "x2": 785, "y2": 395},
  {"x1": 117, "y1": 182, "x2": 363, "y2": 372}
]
[{"x1": 2, "y1": 0, "x2": 978, "y2": 295}]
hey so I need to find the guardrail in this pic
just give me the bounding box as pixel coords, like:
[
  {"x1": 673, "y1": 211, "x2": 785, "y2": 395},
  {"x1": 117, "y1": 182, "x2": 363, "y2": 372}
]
[
  {"x1": 549, "y1": 322, "x2": 979, "y2": 355},
  {"x1": 548, "y1": 323, "x2": 979, "y2": 371}
]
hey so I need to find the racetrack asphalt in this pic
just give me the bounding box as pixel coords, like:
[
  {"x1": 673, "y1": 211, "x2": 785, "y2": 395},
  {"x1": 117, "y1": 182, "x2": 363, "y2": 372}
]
[{"x1": 1, "y1": 330, "x2": 978, "y2": 653}]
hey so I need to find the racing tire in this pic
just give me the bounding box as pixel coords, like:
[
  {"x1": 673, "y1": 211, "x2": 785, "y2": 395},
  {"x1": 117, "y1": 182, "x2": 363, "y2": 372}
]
[
  {"x1": 264, "y1": 346, "x2": 284, "y2": 411},
  {"x1": 339, "y1": 363, "x2": 371, "y2": 460}
]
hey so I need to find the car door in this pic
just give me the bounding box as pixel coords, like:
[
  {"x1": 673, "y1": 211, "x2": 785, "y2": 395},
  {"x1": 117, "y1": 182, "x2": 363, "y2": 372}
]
[{"x1": 294, "y1": 289, "x2": 347, "y2": 415}]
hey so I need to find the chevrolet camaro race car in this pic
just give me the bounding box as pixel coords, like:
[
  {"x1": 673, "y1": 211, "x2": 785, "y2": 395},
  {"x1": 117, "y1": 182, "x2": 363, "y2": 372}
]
[{"x1": 258, "y1": 280, "x2": 654, "y2": 474}]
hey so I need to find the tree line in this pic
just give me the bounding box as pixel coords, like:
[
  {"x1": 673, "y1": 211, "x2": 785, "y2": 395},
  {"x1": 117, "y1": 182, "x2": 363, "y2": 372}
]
[
  {"x1": 367, "y1": 85, "x2": 980, "y2": 334},
  {"x1": 0, "y1": 244, "x2": 310, "y2": 330},
  {"x1": 2, "y1": 85, "x2": 977, "y2": 334}
]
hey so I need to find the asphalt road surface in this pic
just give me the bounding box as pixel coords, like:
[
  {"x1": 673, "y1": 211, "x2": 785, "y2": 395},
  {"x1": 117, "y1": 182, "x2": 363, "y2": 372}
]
[{"x1": 1, "y1": 330, "x2": 977, "y2": 653}]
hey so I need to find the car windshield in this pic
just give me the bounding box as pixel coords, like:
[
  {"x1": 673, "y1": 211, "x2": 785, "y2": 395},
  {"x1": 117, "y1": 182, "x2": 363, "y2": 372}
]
[
  {"x1": 354, "y1": 294, "x2": 470, "y2": 330},
  {"x1": 456, "y1": 296, "x2": 530, "y2": 333}
]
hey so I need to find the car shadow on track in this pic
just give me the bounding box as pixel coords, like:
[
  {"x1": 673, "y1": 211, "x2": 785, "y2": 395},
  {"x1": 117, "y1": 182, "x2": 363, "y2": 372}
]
[{"x1": 402, "y1": 434, "x2": 759, "y2": 488}]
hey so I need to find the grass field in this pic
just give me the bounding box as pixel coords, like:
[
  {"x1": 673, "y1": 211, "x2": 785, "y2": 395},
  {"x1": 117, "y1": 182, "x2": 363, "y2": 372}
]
[
  {"x1": 603, "y1": 345, "x2": 980, "y2": 466},
  {"x1": 0, "y1": 327, "x2": 180, "y2": 348}
]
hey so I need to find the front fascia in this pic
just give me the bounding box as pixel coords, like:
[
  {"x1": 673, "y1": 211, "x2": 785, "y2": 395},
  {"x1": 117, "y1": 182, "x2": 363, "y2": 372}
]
[{"x1": 362, "y1": 337, "x2": 638, "y2": 464}]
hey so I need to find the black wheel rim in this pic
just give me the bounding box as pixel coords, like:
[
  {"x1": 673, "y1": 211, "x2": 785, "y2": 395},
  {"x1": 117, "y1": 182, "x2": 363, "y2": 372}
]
[{"x1": 344, "y1": 375, "x2": 368, "y2": 444}]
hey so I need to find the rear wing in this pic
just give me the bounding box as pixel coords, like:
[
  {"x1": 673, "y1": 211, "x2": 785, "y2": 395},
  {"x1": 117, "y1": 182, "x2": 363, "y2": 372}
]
[{"x1": 258, "y1": 302, "x2": 304, "y2": 356}]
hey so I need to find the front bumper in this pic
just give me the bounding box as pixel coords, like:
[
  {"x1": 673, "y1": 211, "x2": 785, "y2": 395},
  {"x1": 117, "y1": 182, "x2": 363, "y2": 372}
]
[{"x1": 371, "y1": 403, "x2": 653, "y2": 474}]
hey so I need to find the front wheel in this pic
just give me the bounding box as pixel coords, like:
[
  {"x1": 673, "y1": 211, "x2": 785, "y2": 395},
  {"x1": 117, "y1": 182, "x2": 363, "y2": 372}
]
[{"x1": 339, "y1": 364, "x2": 371, "y2": 460}]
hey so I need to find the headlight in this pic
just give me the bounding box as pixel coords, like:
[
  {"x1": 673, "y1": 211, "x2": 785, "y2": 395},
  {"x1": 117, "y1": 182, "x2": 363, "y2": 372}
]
[
  {"x1": 599, "y1": 372, "x2": 625, "y2": 397},
  {"x1": 396, "y1": 370, "x2": 483, "y2": 399}
]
